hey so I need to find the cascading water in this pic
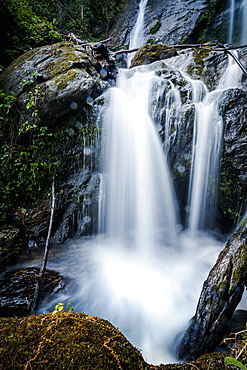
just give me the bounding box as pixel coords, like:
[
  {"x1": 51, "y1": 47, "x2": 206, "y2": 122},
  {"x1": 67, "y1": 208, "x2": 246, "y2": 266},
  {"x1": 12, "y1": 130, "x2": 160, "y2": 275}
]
[
  {"x1": 127, "y1": 0, "x2": 148, "y2": 67},
  {"x1": 36, "y1": 64, "x2": 224, "y2": 364},
  {"x1": 99, "y1": 69, "x2": 178, "y2": 250},
  {"x1": 187, "y1": 92, "x2": 223, "y2": 232},
  {"x1": 19, "y1": 0, "x2": 246, "y2": 365},
  {"x1": 228, "y1": 0, "x2": 247, "y2": 45}
]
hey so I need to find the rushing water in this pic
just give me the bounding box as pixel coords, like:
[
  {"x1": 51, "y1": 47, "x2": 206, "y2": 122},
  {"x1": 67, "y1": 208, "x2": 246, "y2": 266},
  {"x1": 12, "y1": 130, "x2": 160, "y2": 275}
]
[
  {"x1": 98, "y1": 69, "x2": 177, "y2": 250},
  {"x1": 127, "y1": 0, "x2": 148, "y2": 67},
  {"x1": 34, "y1": 65, "x2": 226, "y2": 364},
  {"x1": 228, "y1": 0, "x2": 247, "y2": 44},
  {"x1": 13, "y1": 0, "x2": 246, "y2": 365}
]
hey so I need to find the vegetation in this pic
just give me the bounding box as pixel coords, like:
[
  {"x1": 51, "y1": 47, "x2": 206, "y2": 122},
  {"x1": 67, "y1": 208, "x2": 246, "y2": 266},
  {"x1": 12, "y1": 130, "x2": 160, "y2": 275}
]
[
  {"x1": 0, "y1": 85, "x2": 99, "y2": 224},
  {"x1": 182, "y1": 0, "x2": 228, "y2": 44},
  {"x1": 0, "y1": 311, "x2": 246, "y2": 369},
  {"x1": 0, "y1": 312, "x2": 149, "y2": 370},
  {"x1": 0, "y1": 0, "x2": 124, "y2": 67}
]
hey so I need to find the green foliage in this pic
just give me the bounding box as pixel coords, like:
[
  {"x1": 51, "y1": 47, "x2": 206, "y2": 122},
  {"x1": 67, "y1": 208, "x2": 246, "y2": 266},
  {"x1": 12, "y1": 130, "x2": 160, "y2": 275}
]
[
  {"x1": 0, "y1": 0, "x2": 62, "y2": 66},
  {"x1": 224, "y1": 356, "x2": 247, "y2": 370},
  {"x1": 0, "y1": 0, "x2": 124, "y2": 66},
  {"x1": 52, "y1": 302, "x2": 75, "y2": 314},
  {"x1": 150, "y1": 21, "x2": 161, "y2": 34},
  {"x1": 0, "y1": 85, "x2": 100, "y2": 222},
  {"x1": 196, "y1": 0, "x2": 228, "y2": 43}
]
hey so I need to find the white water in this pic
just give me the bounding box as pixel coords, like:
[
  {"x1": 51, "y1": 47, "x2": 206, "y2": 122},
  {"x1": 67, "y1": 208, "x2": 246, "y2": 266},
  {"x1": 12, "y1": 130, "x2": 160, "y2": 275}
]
[
  {"x1": 34, "y1": 66, "x2": 224, "y2": 364},
  {"x1": 99, "y1": 69, "x2": 178, "y2": 251},
  {"x1": 127, "y1": 0, "x2": 148, "y2": 67},
  {"x1": 187, "y1": 92, "x2": 223, "y2": 232},
  {"x1": 241, "y1": 0, "x2": 247, "y2": 45},
  {"x1": 24, "y1": 1, "x2": 246, "y2": 365},
  {"x1": 228, "y1": 0, "x2": 247, "y2": 45}
]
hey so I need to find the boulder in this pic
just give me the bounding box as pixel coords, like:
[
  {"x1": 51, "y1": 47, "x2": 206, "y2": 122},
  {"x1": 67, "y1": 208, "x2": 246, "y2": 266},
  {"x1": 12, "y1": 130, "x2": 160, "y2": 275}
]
[
  {"x1": 130, "y1": 44, "x2": 177, "y2": 68},
  {"x1": 0, "y1": 42, "x2": 110, "y2": 123},
  {"x1": 0, "y1": 311, "x2": 148, "y2": 370},
  {"x1": 177, "y1": 217, "x2": 247, "y2": 361}
]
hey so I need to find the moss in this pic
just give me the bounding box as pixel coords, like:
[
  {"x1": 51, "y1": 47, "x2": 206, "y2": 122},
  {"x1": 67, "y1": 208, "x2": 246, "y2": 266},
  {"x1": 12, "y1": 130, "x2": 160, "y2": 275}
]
[
  {"x1": 0, "y1": 312, "x2": 148, "y2": 370},
  {"x1": 1, "y1": 312, "x2": 247, "y2": 369},
  {"x1": 150, "y1": 21, "x2": 162, "y2": 34},
  {"x1": 191, "y1": 47, "x2": 212, "y2": 76},
  {"x1": 53, "y1": 69, "x2": 78, "y2": 90},
  {"x1": 131, "y1": 44, "x2": 177, "y2": 68}
]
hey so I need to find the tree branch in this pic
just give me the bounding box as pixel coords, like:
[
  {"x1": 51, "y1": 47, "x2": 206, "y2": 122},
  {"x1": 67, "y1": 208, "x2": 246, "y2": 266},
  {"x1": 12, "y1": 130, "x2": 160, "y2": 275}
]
[{"x1": 30, "y1": 173, "x2": 56, "y2": 314}]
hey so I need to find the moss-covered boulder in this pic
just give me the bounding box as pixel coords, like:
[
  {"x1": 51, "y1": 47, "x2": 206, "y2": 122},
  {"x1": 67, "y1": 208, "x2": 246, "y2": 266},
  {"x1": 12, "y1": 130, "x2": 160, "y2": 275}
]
[
  {"x1": 0, "y1": 42, "x2": 109, "y2": 121},
  {"x1": 0, "y1": 312, "x2": 149, "y2": 370},
  {"x1": 130, "y1": 44, "x2": 177, "y2": 68},
  {"x1": 0, "y1": 311, "x2": 246, "y2": 369}
]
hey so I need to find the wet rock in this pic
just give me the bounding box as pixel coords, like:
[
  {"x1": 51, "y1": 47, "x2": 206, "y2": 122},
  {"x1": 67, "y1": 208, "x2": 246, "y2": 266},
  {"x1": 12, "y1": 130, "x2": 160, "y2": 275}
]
[
  {"x1": 52, "y1": 169, "x2": 100, "y2": 244},
  {"x1": 218, "y1": 88, "x2": 247, "y2": 227},
  {"x1": 0, "y1": 227, "x2": 19, "y2": 249},
  {"x1": 0, "y1": 267, "x2": 66, "y2": 317},
  {"x1": 177, "y1": 217, "x2": 247, "y2": 361},
  {"x1": 109, "y1": 0, "x2": 207, "y2": 51}
]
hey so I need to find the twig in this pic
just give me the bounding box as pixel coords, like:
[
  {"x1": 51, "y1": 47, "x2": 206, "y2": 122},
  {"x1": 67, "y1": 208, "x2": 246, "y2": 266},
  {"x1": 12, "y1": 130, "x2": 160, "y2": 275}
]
[{"x1": 30, "y1": 173, "x2": 56, "y2": 314}]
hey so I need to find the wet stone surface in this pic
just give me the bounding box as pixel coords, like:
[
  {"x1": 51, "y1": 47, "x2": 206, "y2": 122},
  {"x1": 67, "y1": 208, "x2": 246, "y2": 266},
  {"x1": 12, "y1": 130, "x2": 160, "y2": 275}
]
[{"x1": 0, "y1": 267, "x2": 66, "y2": 317}]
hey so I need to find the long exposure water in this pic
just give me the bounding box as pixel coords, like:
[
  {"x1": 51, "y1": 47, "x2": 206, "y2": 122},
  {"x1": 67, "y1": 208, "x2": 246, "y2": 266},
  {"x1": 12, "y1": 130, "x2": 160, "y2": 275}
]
[
  {"x1": 34, "y1": 66, "x2": 227, "y2": 364},
  {"x1": 127, "y1": 0, "x2": 148, "y2": 67},
  {"x1": 11, "y1": 0, "x2": 247, "y2": 365}
]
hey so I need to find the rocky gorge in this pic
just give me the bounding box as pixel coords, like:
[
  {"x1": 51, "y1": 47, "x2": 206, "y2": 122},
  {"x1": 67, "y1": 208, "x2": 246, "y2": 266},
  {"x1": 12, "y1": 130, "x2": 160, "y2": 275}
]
[{"x1": 1, "y1": 0, "x2": 247, "y2": 368}]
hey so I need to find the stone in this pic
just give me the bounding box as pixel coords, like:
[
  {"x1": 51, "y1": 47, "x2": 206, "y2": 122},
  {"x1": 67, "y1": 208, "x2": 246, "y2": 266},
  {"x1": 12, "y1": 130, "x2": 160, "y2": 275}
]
[
  {"x1": 0, "y1": 42, "x2": 110, "y2": 123},
  {"x1": 177, "y1": 217, "x2": 247, "y2": 361},
  {"x1": 109, "y1": 0, "x2": 207, "y2": 51},
  {"x1": 130, "y1": 44, "x2": 177, "y2": 68},
  {"x1": 0, "y1": 267, "x2": 66, "y2": 316}
]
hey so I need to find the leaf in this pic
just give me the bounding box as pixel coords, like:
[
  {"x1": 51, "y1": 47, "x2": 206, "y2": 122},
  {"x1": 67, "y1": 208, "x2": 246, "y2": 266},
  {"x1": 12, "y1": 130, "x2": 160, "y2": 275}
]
[{"x1": 224, "y1": 357, "x2": 247, "y2": 370}]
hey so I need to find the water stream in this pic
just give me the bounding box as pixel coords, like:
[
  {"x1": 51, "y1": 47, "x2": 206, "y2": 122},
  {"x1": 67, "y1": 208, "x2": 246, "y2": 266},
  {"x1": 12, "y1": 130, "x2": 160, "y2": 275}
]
[
  {"x1": 11, "y1": 0, "x2": 247, "y2": 365},
  {"x1": 127, "y1": 0, "x2": 148, "y2": 67}
]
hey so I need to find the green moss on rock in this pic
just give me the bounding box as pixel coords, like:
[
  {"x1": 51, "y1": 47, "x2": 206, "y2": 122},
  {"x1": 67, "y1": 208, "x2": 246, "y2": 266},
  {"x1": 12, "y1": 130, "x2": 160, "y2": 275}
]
[
  {"x1": 186, "y1": 47, "x2": 212, "y2": 76},
  {"x1": 0, "y1": 312, "x2": 148, "y2": 370},
  {"x1": 131, "y1": 44, "x2": 177, "y2": 68}
]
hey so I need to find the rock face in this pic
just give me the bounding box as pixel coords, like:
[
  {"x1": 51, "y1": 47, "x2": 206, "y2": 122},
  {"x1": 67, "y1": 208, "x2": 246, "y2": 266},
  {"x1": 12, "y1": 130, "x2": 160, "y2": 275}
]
[
  {"x1": 109, "y1": 0, "x2": 207, "y2": 50},
  {"x1": 177, "y1": 217, "x2": 247, "y2": 361},
  {"x1": 0, "y1": 42, "x2": 110, "y2": 260},
  {"x1": 218, "y1": 88, "x2": 247, "y2": 229}
]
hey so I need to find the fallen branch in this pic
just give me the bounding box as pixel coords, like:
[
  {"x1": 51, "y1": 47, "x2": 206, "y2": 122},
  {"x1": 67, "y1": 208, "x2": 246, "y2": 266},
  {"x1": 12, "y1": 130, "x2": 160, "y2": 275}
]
[
  {"x1": 114, "y1": 42, "x2": 247, "y2": 76},
  {"x1": 30, "y1": 174, "x2": 56, "y2": 314}
]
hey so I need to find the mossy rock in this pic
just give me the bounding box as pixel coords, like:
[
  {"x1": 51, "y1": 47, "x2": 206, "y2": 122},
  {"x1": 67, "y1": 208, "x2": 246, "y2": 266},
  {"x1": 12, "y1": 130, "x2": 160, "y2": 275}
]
[
  {"x1": 131, "y1": 44, "x2": 177, "y2": 68},
  {"x1": 0, "y1": 311, "x2": 245, "y2": 369},
  {"x1": 0, "y1": 312, "x2": 149, "y2": 370}
]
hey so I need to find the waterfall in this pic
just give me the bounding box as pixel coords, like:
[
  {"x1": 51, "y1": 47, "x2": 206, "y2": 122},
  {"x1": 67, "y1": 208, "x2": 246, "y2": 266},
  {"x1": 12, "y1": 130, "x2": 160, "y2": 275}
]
[
  {"x1": 241, "y1": 0, "x2": 247, "y2": 44},
  {"x1": 229, "y1": 0, "x2": 235, "y2": 43},
  {"x1": 187, "y1": 92, "x2": 223, "y2": 232},
  {"x1": 31, "y1": 0, "x2": 245, "y2": 365},
  {"x1": 127, "y1": 0, "x2": 148, "y2": 67},
  {"x1": 99, "y1": 68, "x2": 178, "y2": 252},
  {"x1": 228, "y1": 0, "x2": 247, "y2": 45}
]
